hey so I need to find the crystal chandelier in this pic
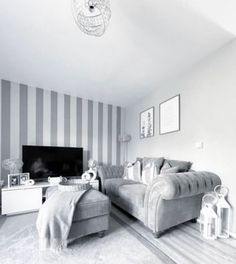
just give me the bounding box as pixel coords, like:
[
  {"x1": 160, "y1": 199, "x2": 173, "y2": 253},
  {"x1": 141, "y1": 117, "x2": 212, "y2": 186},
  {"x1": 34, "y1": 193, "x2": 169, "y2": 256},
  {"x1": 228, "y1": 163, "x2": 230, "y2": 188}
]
[{"x1": 71, "y1": 0, "x2": 111, "y2": 37}]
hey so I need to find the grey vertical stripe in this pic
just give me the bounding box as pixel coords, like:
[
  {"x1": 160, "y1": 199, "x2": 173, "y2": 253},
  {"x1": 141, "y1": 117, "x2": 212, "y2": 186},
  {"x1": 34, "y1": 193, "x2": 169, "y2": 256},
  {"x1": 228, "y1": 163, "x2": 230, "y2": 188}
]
[
  {"x1": 20, "y1": 84, "x2": 28, "y2": 158},
  {"x1": 98, "y1": 102, "x2": 103, "y2": 164},
  {"x1": 116, "y1": 107, "x2": 121, "y2": 165},
  {"x1": 87, "y1": 100, "x2": 93, "y2": 160},
  {"x1": 76, "y1": 97, "x2": 82, "y2": 147},
  {"x1": 36, "y1": 88, "x2": 43, "y2": 145},
  {"x1": 51, "y1": 91, "x2": 57, "y2": 146},
  {"x1": 0, "y1": 79, "x2": 124, "y2": 181},
  {"x1": 107, "y1": 104, "x2": 112, "y2": 165},
  {"x1": 1, "y1": 80, "x2": 11, "y2": 182},
  {"x1": 64, "y1": 95, "x2": 70, "y2": 147}
]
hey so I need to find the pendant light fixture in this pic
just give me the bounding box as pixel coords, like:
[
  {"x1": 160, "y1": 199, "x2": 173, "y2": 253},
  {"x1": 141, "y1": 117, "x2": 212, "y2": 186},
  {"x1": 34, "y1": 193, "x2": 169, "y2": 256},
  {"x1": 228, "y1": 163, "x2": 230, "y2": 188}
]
[{"x1": 71, "y1": 0, "x2": 111, "y2": 37}]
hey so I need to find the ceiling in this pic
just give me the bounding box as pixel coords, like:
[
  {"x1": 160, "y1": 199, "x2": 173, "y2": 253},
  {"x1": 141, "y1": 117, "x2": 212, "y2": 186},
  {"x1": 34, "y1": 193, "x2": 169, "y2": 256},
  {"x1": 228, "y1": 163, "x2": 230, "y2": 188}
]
[{"x1": 0, "y1": 0, "x2": 235, "y2": 106}]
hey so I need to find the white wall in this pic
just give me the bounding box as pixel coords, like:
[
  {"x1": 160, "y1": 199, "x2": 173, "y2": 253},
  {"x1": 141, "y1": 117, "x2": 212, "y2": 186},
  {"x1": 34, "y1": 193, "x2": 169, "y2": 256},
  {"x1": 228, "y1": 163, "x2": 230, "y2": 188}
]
[{"x1": 125, "y1": 40, "x2": 236, "y2": 236}]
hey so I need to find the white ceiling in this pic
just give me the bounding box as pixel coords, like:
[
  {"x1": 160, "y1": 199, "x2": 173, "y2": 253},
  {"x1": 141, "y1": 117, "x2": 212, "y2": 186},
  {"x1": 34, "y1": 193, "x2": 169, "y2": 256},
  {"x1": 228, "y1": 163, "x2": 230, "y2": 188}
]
[{"x1": 0, "y1": 0, "x2": 235, "y2": 106}]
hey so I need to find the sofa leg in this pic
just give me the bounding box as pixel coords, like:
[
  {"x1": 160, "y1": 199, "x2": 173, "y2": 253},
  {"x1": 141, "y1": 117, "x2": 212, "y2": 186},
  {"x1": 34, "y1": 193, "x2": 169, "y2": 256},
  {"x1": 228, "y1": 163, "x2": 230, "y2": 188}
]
[
  {"x1": 153, "y1": 231, "x2": 162, "y2": 239},
  {"x1": 98, "y1": 231, "x2": 105, "y2": 238},
  {"x1": 191, "y1": 218, "x2": 197, "y2": 223}
]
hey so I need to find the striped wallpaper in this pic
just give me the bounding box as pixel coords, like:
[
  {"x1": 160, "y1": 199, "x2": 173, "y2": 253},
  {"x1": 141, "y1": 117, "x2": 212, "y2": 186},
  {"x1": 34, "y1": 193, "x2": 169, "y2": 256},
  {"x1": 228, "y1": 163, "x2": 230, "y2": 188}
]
[{"x1": 0, "y1": 79, "x2": 125, "y2": 183}]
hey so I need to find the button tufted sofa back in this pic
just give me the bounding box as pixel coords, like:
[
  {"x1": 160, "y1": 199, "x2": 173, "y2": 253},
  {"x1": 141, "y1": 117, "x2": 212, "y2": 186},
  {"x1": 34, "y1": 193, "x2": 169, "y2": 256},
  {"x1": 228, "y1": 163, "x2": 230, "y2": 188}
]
[
  {"x1": 157, "y1": 171, "x2": 221, "y2": 200},
  {"x1": 98, "y1": 165, "x2": 124, "y2": 192}
]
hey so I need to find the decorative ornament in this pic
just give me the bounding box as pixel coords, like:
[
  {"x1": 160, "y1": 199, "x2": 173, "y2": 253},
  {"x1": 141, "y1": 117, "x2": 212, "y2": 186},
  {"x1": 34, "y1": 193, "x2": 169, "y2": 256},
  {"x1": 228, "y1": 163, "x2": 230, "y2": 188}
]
[
  {"x1": 214, "y1": 185, "x2": 231, "y2": 238},
  {"x1": 59, "y1": 179, "x2": 90, "y2": 192},
  {"x1": 48, "y1": 176, "x2": 67, "y2": 184},
  {"x1": 199, "y1": 193, "x2": 218, "y2": 240},
  {"x1": 88, "y1": 159, "x2": 97, "y2": 169},
  {"x1": 25, "y1": 179, "x2": 35, "y2": 186},
  {"x1": 81, "y1": 159, "x2": 98, "y2": 180},
  {"x1": 2, "y1": 159, "x2": 23, "y2": 174},
  {"x1": 71, "y1": 0, "x2": 111, "y2": 37}
]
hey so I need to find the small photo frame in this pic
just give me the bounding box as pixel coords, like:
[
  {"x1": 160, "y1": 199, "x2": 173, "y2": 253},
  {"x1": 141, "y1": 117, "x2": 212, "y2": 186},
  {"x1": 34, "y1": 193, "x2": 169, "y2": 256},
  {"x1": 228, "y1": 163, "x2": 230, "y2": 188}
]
[
  {"x1": 8, "y1": 174, "x2": 20, "y2": 187},
  {"x1": 140, "y1": 107, "x2": 154, "y2": 139},
  {"x1": 19, "y1": 173, "x2": 30, "y2": 185}
]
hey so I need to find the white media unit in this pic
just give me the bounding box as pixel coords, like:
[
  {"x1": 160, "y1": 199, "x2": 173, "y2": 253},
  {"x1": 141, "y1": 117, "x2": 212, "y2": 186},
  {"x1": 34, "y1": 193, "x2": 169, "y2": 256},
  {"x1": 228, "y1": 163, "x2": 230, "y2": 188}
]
[{"x1": 1, "y1": 180, "x2": 99, "y2": 215}]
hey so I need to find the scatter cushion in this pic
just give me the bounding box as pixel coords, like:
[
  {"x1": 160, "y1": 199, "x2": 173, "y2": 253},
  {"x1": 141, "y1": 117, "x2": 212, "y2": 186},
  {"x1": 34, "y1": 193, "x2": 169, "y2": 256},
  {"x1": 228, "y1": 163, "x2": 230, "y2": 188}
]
[
  {"x1": 160, "y1": 162, "x2": 180, "y2": 174},
  {"x1": 142, "y1": 157, "x2": 164, "y2": 184},
  {"x1": 133, "y1": 160, "x2": 142, "y2": 182},
  {"x1": 163, "y1": 159, "x2": 192, "y2": 172},
  {"x1": 124, "y1": 160, "x2": 142, "y2": 182},
  {"x1": 154, "y1": 157, "x2": 165, "y2": 175}
]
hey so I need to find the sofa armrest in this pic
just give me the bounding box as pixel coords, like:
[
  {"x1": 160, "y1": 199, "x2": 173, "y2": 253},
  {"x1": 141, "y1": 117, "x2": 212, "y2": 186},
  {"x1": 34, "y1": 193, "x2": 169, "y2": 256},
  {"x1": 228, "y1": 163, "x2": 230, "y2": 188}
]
[
  {"x1": 144, "y1": 171, "x2": 221, "y2": 231},
  {"x1": 98, "y1": 165, "x2": 124, "y2": 193}
]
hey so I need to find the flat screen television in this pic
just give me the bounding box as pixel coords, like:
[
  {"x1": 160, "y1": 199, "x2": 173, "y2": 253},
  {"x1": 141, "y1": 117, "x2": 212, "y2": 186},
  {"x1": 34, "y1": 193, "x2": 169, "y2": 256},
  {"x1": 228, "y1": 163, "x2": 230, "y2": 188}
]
[{"x1": 22, "y1": 145, "x2": 83, "y2": 181}]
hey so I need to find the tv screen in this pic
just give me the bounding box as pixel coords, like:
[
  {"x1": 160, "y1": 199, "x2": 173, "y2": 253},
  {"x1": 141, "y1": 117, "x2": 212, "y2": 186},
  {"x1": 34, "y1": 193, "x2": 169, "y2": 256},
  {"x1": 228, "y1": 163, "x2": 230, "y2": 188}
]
[{"x1": 22, "y1": 145, "x2": 83, "y2": 181}]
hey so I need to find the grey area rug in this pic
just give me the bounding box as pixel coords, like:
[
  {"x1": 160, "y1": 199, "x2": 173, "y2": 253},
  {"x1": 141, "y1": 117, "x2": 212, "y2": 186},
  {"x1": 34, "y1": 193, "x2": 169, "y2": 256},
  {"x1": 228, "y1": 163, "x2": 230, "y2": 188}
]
[{"x1": 0, "y1": 208, "x2": 172, "y2": 264}]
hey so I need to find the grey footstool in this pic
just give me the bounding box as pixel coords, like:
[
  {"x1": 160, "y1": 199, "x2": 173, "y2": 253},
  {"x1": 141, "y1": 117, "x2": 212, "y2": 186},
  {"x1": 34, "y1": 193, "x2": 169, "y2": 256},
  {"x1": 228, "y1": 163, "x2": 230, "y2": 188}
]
[
  {"x1": 68, "y1": 189, "x2": 110, "y2": 242},
  {"x1": 46, "y1": 187, "x2": 110, "y2": 244}
]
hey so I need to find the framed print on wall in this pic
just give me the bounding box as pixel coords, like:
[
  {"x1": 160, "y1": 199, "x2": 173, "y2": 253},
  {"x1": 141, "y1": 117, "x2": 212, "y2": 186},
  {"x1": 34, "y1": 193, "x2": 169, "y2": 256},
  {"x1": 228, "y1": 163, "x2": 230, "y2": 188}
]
[
  {"x1": 159, "y1": 95, "x2": 180, "y2": 135},
  {"x1": 140, "y1": 107, "x2": 154, "y2": 139}
]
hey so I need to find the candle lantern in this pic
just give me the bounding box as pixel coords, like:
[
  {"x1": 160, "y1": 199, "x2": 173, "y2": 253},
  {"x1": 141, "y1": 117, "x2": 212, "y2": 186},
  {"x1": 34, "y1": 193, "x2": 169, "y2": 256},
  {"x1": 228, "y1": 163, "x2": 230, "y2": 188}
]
[
  {"x1": 214, "y1": 185, "x2": 231, "y2": 239},
  {"x1": 200, "y1": 193, "x2": 218, "y2": 240}
]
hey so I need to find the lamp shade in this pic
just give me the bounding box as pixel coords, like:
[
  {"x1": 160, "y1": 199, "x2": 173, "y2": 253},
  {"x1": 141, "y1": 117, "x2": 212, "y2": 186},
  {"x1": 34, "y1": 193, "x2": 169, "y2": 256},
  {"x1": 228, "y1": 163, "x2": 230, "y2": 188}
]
[{"x1": 72, "y1": 0, "x2": 111, "y2": 37}]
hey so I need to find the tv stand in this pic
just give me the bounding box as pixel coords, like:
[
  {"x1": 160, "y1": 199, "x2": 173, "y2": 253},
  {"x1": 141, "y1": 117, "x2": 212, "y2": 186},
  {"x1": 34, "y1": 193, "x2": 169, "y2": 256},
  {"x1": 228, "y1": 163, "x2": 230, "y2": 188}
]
[
  {"x1": 1, "y1": 182, "x2": 55, "y2": 215},
  {"x1": 1, "y1": 180, "x2": 99, "y2": 215}
]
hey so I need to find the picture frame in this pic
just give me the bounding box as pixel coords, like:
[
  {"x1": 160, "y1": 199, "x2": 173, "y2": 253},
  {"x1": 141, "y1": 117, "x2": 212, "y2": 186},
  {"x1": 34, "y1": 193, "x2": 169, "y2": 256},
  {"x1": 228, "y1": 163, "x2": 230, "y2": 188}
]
[
  {"x1": 140, "y1": 107, "x2": 154, "y2": 139},
  {"x1": 8, "y1": 174, "x2": 20, "y2": 187},
  {"x1": 159, "y1": 94, "x2": 180, "y2": 135},
  {"x1": 19, "y1": 172, "x2": 30, "y2": 185}
]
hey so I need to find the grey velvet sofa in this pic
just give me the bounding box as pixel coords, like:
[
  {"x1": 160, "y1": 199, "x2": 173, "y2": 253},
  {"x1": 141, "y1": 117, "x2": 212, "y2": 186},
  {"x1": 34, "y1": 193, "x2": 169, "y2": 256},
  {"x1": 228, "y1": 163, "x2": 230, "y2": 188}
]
[{"x1": 98, "y1": 160, "x2": 221, "y2": 237}]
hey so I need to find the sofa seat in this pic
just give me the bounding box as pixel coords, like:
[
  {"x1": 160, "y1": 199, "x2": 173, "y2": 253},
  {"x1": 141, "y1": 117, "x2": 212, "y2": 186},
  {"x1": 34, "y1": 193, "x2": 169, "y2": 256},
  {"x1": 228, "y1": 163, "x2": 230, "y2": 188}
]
[
  {"x1": 104, "y1": 178, "x2": 140, "y2": 196},
  {"x1": 104, "y1": 178, "x2": 146, "y2": 221},
  {"x1": 118, "y1": 184, "x2": 146, "y2": 208}
]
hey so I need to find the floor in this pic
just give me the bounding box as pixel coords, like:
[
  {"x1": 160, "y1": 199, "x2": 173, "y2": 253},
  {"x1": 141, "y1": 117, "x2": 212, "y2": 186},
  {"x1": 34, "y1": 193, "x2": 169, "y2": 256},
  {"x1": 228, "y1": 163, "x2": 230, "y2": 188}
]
[
  {"x1": 0, "y1": 207, "x2": 236, "y2": 264},
  {"x1": 0, "y1": 212, "x2": 162, "y2": 264},
  {"x1": 111, "y1": 206, "x2": 236, "y2": 264}
]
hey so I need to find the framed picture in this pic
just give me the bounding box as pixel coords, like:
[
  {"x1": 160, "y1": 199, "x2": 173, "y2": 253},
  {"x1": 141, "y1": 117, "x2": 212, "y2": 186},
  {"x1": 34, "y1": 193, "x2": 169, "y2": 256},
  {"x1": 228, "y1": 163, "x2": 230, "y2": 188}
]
[
  {"x1": 19, "y1": 173, "x2": 30, "y2": 185},
  {"x1": 8, "y1": 174, "x2": 20, "y2": 187},
  {"x1": 140, "y1": 107, "x2": 154, "y2": 139},
  {"x1": 159, "y1": 95, "x2": 180, "y2": 135}
]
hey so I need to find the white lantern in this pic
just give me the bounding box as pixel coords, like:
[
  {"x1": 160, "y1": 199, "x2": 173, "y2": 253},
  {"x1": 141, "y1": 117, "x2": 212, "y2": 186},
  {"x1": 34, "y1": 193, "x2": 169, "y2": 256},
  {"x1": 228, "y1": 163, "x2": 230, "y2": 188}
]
[
  {"x1": 214, "y1": 185, "x2": 231, "y2": 239},
  {"x1": 200, "y1": 193, "x2": 218, "y2": 240}
]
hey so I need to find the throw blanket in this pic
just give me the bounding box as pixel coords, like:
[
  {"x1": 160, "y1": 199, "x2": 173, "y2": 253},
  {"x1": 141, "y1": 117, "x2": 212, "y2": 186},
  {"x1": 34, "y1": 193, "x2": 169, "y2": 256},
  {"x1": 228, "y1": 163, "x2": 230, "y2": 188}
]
[{"x1": 36, "y1": 187, "x2": 90, "y2": 251}]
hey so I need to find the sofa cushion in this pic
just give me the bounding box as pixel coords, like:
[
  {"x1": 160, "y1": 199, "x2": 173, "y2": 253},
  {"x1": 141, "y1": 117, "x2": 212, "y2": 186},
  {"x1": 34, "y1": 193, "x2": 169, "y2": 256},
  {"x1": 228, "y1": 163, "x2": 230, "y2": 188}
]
[
  {"x1": 142, "y1": 157, "x2": 164, "y2": 184},
  {"x1": 104, "y1": 178, "x2": 140, "y2": 196},
  {"x1": 124, "y1": 160, "x2": 142, "y2": 182},
  {"x1": 163, "y1": 159, "x2": 192, "y2": 172},
  {"x1": 160, "y1": 162, "x2": 180, "y2": 174},
  {"x1": 73, "y1": 189, "x2": 110, "y2": 222},
  {"x1": 118, "y1": 184, "x2": 147, "y2": 208}
]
